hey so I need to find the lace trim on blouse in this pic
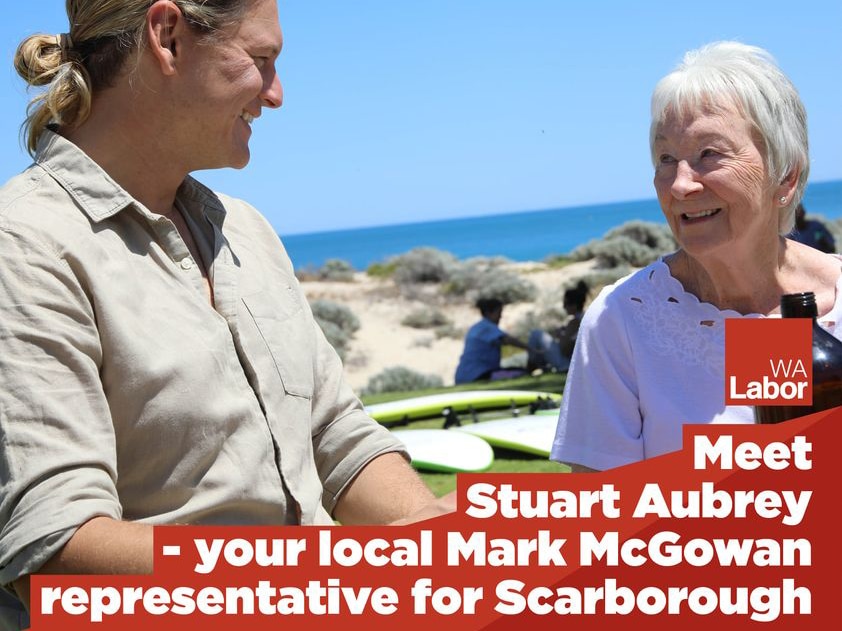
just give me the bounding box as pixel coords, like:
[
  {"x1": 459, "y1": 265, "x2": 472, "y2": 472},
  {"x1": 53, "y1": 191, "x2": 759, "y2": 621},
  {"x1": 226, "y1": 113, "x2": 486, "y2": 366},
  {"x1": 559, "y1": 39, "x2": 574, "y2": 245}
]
[{"x1": 625, "y1": 258, "x2": 842, "y2": 378}]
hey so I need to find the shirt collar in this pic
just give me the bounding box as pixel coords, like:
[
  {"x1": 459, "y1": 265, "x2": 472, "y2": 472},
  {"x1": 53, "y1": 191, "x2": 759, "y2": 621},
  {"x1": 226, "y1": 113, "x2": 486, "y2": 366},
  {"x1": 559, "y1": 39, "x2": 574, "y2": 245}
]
[{"x1": 35, "y1": 128, "x2": 227, "y2": 228}]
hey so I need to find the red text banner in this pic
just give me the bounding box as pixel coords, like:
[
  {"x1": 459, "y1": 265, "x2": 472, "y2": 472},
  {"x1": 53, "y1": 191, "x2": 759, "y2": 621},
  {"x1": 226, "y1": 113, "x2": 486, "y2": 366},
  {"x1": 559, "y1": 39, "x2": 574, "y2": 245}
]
[{"x1": 30, "y1": 409, "x2": 841, "y2": 630}]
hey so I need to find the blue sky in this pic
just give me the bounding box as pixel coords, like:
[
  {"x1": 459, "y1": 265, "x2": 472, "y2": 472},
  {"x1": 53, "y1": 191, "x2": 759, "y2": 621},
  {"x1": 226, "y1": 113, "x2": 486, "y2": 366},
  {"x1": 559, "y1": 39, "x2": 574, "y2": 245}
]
[{"x1": 1, "y1": 1, "x2": 840, "y2": 235}]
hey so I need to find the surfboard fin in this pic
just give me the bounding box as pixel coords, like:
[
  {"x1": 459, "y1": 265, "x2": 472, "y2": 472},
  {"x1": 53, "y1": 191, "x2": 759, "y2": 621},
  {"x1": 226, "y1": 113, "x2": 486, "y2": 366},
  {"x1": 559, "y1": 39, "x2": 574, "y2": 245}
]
[
  {"x1": 468, "y1": 405, "x2": 479, "y2": 423},
  {"x1": 442, "y1": 406, "x2": 461, "y2": 429},
  {"x1": 529, "y1": 395, "x2": 560, "y2": 414}
]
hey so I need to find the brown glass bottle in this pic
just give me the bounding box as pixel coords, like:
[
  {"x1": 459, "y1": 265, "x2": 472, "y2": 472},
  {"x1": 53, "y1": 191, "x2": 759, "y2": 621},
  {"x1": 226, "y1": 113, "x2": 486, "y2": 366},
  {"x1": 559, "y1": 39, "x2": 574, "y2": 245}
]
[{"x1": 755, "y1": 292, "x2": 842, "y2": 424}]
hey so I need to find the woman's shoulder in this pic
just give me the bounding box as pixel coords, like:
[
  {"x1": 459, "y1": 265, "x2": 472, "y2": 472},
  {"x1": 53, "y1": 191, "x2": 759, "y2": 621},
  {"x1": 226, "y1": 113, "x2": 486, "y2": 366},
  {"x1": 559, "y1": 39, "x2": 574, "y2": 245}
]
[
  {"x1": 590, "y1": 259, "x2": 676, "y2": 310},
  {"x1": 819, "y1": 252, "x2": 842, "y2": 325},
  {"x1": 786, "y1": 243, "x2": 842, "y2": 320}
]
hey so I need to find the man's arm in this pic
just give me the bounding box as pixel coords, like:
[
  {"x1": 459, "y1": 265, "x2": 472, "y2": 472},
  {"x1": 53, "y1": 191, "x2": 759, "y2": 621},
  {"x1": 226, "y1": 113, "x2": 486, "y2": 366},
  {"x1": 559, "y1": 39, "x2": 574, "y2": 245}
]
[
  {"x1": 556, "y1": 316, "x2": 583, "y2": 358},
  {"x1": 12, "y1": 517, "x2": 154, "y2": 613},
  {"x1": 333, "y1": 452, "x2": 455, "y2": 525},
  {"x1": 1, "y1": 228, "x2": 131, "y2": 615},
  {"x1": 13, "y1": 456, "x2": 456, "y2": 613},
  {"x1": 500, "y1": 333, "x2": 530, "y2": 351}
]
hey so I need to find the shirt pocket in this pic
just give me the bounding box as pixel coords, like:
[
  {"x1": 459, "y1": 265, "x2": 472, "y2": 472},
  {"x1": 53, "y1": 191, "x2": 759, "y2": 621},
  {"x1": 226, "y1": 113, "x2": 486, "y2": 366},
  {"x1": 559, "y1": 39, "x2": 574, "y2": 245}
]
[{"x1": 242, "y1": 289, "x2": 315, "y2": 399}]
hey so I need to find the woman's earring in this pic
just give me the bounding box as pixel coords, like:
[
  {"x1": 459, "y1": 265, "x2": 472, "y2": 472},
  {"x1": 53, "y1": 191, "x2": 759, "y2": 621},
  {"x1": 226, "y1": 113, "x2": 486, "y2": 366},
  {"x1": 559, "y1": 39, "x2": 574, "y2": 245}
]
[{"x1": 779, "y1": 196, "x2": 787, "y2": 204}]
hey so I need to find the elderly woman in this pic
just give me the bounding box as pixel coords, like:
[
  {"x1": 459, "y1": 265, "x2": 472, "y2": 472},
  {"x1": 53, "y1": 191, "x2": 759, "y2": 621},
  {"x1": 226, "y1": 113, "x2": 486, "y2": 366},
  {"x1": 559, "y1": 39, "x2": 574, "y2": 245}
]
[{"x1": 552, "y1": 41, "x2": 842, "y2": 472}]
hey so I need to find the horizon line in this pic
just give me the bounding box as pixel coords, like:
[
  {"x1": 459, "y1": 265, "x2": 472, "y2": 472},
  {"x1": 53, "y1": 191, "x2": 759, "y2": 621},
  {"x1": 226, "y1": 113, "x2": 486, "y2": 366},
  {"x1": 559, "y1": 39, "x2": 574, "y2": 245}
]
[{"x1": 280, "y1": 177, "x2": 842, "y2": 240}]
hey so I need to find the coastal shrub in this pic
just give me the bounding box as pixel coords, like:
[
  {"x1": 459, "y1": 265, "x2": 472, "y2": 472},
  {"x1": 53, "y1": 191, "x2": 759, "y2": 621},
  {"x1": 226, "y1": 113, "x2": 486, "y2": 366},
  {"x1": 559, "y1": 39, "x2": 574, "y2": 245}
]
[
  {"x1": 293, "y1": 265, "x2": 319, "y2": 281},
  {"x1": 443, "y1": 257, "x2": 537, "y2": 304},
  {"x1": 315, "y1": 320, "x2": 352, "y2": 360},
  {"x1": 391, "y1": 247, "x2": 459, "y2": 285},
  {"x1": 366, "y1": 260, "x2": 398, "y2": 278},
  {"x1": 475, "y1": 270, "x2": 537, "y2": 304},
  {"x1": 578, "y1": 265, "x2": 636, "y2": 293},
  {"x1": 362, "y1": 366, "x2": 444, "y2": 395},
  {"x1": 570, "y1": 220, "x2": 675, "y2": 268},
  {"x1": 434, "y1": 323, "x2": 464, "y2": 339},
  {"x1": 605, "y1": 221, "x2": 676, "y2": 252},
  {"x1": 442, "y1": 256, "x2": 500, "y2": 294},
  {"x1": 411, "y1": 335, "x2": 434, "y2": 349},
  {"x1": 295, "y1": 258, "x2": 356, "y2": 282},
  {"x1": 310, "y1": 299, "x2": 360, "y2": 360},
  {"x1": 401, "y1": 308, "x2": 451, "y2": 329},
  {"x1": 310, "y1": 299, "x2": 360, "y2": 334},
  {"x1": 580, "y1": 235, "x2": 658, "y2": 268},
  {"x1": 317, "y1": 258, "x2": 356, "y2": 282}
]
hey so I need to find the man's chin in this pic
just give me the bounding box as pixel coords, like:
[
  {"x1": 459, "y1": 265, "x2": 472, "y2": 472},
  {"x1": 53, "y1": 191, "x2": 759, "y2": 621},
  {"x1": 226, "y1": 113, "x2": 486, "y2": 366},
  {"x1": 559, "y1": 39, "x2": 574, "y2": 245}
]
[{"x1": 223, "y1": 151, "x2": 251, "y2": 171}]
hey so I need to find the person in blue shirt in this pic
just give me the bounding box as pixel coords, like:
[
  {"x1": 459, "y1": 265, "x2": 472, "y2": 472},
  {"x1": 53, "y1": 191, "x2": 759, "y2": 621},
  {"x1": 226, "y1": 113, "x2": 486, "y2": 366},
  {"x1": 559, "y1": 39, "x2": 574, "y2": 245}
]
[
  {"x1": 790, "y1": 203, "x2": 836, "y2": 253},
  {"x1": 454, "y1": 298, "x2": 530, "y2": 384}
]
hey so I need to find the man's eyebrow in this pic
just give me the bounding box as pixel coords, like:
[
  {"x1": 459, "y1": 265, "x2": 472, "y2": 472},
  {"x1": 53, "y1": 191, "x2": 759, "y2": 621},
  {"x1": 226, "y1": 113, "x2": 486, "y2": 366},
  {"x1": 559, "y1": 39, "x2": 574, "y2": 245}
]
[
  {"x1": 252, "y1": 44, "x2": 281, "y2": 57},
  {"x1": 248, "y1": 33, "x2": 282, "y2": 57}
]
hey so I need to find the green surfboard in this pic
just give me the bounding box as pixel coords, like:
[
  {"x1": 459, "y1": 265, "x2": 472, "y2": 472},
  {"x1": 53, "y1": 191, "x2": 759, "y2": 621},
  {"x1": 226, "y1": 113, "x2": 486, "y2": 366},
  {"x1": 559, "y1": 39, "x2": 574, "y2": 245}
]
[
  {"x1": 452, "y1": 414, "x2": 557, "y2": 457},
  {"x1": 365, "y1": 390, "x2": 560, "y2": 425}
]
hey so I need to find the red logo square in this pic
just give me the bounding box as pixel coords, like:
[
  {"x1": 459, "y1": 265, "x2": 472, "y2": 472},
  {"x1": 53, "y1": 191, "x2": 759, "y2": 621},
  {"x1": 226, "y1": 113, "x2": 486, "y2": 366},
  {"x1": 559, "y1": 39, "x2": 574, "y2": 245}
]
[{"x1": 725, "y1": 319, "x2": 812, "y2": 405}]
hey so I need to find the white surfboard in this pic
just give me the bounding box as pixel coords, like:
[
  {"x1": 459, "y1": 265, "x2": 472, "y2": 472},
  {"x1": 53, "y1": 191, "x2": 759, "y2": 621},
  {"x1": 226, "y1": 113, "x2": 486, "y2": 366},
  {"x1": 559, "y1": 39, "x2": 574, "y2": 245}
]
[
  {"x1": 365, "y1": 390, "x2": 561, "y2": 424},
  {"x1": 391, "y1": 429, "x2": 495, "y2": 473},
  {"x1": 452, "y1": 414, "x2": 557, "y2": 457}
]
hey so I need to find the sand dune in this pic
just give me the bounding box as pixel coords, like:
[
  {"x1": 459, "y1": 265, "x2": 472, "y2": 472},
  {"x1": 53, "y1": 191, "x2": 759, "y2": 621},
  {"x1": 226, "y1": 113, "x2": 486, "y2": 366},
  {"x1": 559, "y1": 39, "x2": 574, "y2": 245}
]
[{"x1": 300, "y1": 259, "x2": 599, "y2": 391}]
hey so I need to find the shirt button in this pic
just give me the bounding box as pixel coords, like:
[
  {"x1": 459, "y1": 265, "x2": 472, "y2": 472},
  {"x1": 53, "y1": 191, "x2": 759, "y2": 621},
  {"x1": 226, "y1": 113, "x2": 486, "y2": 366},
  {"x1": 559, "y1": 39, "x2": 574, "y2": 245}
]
[{"x1": 180, "y1": 257, "x2": 194, "y2": 270}]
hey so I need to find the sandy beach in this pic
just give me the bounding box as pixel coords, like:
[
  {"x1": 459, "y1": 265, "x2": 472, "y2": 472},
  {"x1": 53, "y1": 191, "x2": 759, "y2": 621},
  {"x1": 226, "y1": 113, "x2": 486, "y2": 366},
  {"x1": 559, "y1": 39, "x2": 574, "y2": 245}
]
[{"x1": 300, "y1": 259, "x2": 599, "y2": 392}]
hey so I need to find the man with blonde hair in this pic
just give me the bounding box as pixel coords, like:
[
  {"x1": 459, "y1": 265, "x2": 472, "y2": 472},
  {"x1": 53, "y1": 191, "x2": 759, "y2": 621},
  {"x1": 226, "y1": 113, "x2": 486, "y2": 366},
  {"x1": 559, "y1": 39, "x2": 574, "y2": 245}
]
[{"x1": 0, "y1": 2, "x2": 452, "y2": 626}]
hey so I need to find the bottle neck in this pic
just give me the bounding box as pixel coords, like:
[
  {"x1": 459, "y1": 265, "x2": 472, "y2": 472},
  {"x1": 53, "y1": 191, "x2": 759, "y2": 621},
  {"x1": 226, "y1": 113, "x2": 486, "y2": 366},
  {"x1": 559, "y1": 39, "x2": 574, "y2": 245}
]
[{"x1": 780, "y1": 292, "x2": 818, "y2": 319}]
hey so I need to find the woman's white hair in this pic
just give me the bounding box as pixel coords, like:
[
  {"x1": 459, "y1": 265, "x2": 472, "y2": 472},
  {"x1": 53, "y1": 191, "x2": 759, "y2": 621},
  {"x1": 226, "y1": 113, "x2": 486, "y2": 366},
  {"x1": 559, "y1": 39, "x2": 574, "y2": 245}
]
[{"x1": 649, "y1": 41, "x2": 809, "y2": 233}]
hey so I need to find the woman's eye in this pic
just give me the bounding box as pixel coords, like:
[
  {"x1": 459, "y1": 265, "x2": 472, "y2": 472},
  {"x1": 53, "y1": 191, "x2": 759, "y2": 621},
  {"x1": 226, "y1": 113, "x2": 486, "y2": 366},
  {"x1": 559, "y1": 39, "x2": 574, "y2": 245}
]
[
  {"x1": 658, "y1": 154, "x2": 676, "y2": 165},
  {"x1": 700, "y1": 148, "x2": 719, "y2": 158}
]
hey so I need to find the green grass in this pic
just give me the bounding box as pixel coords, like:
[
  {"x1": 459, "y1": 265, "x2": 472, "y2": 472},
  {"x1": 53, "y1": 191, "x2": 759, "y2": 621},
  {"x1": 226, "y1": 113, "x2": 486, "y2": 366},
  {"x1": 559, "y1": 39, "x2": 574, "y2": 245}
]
[
  {"x1": 360, "y1": 372, "x2": 569, "y2": 496},
  {"x1": 360, "y1": 372, "x2": 566, "y2": 405}
]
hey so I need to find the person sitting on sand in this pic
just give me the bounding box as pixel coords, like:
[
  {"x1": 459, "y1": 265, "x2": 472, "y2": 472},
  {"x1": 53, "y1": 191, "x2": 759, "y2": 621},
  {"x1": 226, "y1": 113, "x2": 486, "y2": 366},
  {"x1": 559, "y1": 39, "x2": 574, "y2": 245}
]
[
  {"x1": 527, "y1": 281, "x2": 589, "y2": 373},
  {"x1": 454, "y1": 298, "x2": 530, "y2": 384}
]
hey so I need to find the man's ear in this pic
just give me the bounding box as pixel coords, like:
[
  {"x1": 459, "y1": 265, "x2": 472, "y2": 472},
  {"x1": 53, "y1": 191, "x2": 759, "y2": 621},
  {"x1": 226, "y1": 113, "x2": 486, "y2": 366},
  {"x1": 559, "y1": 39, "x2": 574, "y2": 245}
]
[{"x1": 146, "y1": 0, "x2": 187, "y2": 76}]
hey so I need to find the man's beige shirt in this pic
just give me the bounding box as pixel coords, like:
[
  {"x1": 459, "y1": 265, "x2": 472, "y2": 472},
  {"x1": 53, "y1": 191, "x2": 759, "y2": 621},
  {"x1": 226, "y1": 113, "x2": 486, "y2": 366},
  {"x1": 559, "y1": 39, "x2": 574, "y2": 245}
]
[{"x1": 0, "y1": 131, "x2": 403, "y2": 586}]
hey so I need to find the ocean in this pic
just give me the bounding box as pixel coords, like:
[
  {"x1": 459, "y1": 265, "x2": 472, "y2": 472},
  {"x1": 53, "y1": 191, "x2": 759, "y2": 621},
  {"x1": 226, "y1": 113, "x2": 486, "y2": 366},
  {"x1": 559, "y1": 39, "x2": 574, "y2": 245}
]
[{"x1": 283, "y1": 179, "x2": 842, "y2": 271}]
